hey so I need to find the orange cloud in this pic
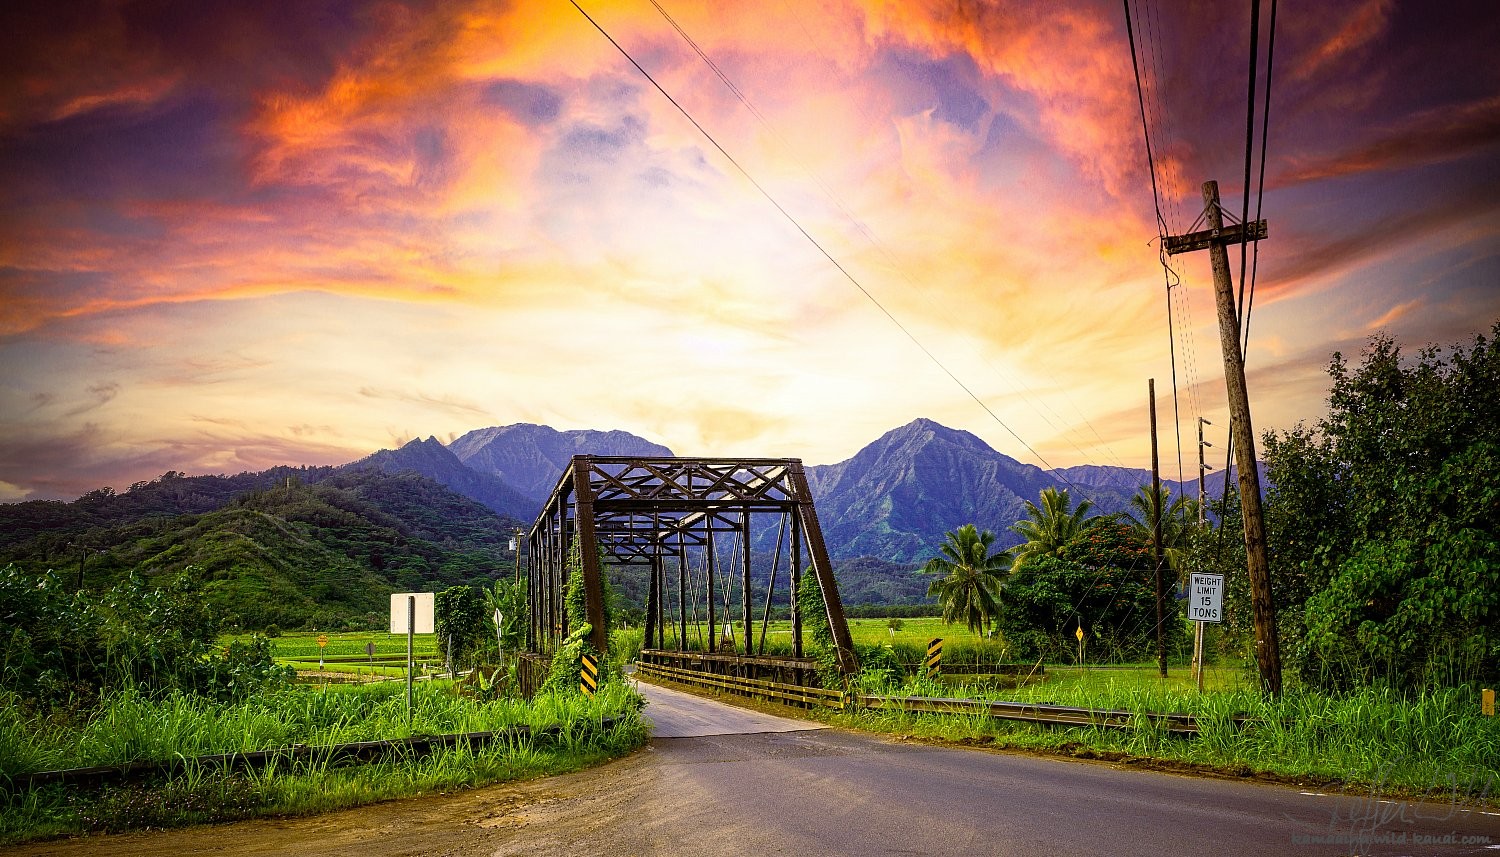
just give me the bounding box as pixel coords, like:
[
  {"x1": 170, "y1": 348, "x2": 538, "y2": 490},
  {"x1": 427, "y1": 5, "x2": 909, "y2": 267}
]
[
  {"x1": 1279, "y1": 95, "x2": 1500, "y2": 185},
  {"x1": 1290, "y1": 0, "x2": 1393, "y2": 82},
  {"x1": 858, "y1": 0, "x2": 1142, "y2": 195}
]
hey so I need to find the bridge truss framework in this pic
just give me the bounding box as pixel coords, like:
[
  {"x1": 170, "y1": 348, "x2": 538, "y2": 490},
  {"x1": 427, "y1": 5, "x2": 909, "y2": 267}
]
[{"x1": 523, "y1": 456, "x2": 858, "y2": 675}]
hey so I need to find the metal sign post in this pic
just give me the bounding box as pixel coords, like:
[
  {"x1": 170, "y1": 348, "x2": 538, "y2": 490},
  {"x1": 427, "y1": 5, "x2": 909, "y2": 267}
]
[
  {"x1": 1189, "y1": 574, "x2": 1225, "y2": 691},
  {"x1": 407, "y1": 597, "x2": 415, "y2": 722},
  {"x1": 494, "y1": 608, "x2": 504, "y2": 664},
  {"x1": 317, "y1": 634, "x2": 328, "y2": 671},
  {"x1": 390, "y1": 593, "x2": 435, "y2": 726}
]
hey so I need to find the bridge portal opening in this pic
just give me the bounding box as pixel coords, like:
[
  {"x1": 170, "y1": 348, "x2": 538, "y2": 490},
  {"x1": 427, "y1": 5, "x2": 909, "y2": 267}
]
[{"x1": 523, "y1": 456, "x2": 858, "y2": 677}]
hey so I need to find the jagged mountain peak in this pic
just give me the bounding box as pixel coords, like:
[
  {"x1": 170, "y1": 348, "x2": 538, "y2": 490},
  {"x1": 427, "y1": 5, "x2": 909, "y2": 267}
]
[
  {"x1": 447, "y1": 423, "x2": 673, "y2": 503},
  {"x1": 351, "y1": 437, "x2": 534, "y2": 522}
]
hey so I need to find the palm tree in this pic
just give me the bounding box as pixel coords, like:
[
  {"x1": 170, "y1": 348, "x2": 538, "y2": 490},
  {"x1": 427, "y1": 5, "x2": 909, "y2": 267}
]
[
  {"x1": 1123, "y1": 484, "x2": 1201, "y2": 577},
  {"x1": 922, "y1": 524, "x2": 1011, "y2": 638},
  {"x1": 1009, "y1": 487, "x2": 1099, "y2": 571}
]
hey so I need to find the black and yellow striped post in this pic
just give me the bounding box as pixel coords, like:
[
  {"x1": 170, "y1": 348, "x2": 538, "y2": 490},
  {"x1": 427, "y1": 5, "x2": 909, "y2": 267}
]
[
  {"x1": 580, "y1": 652, "x2": 599, "y2": 698},
  {"x1": 925, "y1": 638, "x2": 943, "y2": 678}
]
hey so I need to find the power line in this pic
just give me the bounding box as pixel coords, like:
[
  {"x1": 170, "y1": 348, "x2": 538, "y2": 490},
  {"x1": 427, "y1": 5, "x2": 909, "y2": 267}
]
[
  {"x1": 1123, "y1": 0, "x2": 1169, "y2": 237},
  {"x1": 1138, "y1": 0, "x2": 1209, "y2": 465},
  {"x1": 645, "y1": 0, "x2": 1133, "y2": 473},
  {"x1": 567, "y1": 0, "x2": 1083, "y2": 488},
  {"x1": 1124, "y1": 0, "x2": 1189, "y2": 487},
  {"x1": 1216, "y1": 0, "x2": 1279, "y2": 543},
  {"x1": 1235, "y1": 0, "x2": 1263, "y2": 328},
  {"x1": 1242, "y1": 0, "x2": 1278, "y2": 358}
]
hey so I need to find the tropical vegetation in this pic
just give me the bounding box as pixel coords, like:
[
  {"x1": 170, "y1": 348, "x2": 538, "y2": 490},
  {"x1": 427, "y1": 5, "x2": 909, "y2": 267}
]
[
  {"x1": 921, "y1": 524, "x2": 1010, "y2": 638},
  {"x1": 1258, "y1": 326, "x2": 1500, "y2": 690},
  {"x1": 0, "y1": 469, "x2": 526, "y2": 632},
  {"x1": 1008, "y1": 487, "x2": 1098, "y2": 571},
  {"x1": 1122, "y1": 483, "x2": 1199, "y2": 577}
]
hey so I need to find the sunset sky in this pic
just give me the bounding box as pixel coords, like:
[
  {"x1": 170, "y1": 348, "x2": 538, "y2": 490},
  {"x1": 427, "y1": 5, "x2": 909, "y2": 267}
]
[{"x1": 2, "y1": 0, "x2": 1497, "y2": 501}]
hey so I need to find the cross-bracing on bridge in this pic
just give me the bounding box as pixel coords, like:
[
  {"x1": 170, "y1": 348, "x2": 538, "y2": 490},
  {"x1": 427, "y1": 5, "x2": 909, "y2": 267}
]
[{"x1": 523, "y1": 456, "x2": 858, "y2": 676}]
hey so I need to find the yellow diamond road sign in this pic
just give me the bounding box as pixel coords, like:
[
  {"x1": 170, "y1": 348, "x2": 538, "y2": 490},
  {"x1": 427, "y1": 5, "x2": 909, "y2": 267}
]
[{"x1": 317, "y1": 635, "x2": 328, "y2": 648}]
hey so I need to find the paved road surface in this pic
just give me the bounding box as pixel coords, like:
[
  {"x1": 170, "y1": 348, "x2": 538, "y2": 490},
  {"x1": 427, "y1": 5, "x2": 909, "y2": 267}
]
[
  {"x1": 636, "y1": 677, "x2": 827, "y2": 737},
  {"x1": 12, "y1": 680, "x2": 1500, "y2": 856}
]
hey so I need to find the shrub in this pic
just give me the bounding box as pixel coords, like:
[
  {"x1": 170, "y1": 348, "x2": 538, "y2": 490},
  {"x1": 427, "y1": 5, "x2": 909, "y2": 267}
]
[{"x1": 0, "y1": 564, "x2": 291, "y2": 709}]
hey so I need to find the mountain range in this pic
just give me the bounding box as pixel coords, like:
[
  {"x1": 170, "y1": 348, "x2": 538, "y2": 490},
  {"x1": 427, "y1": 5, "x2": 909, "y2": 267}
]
[
  {"x1": 0, "y1": 416, "x2": 1239, "y2": 623},
  {"x1": 361, "y1": 417, "x2": 1218, "y2": 564}
]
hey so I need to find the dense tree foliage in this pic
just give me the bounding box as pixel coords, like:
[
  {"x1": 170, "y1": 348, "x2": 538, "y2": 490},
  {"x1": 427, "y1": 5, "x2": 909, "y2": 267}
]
[
  {"x1": 0, "y1": 564, "x2": 289, "y2": 710},
  {"x1": 1000, "y1": 518, "x2": 1176, "y2": 662},
  {"x1": 1122, "y1": 484, "x2": 1199, "y2": 579},
  {"x1": 435, "y1": 585, "x2": 488, "y2": 670},
  {"x1": 1009, "y1": 487, "x2": 1098, "y2": 571},
  {"x1": 0, "y1": 470, "x2": 524, "y2": 631},
  {"x1": 1262, "y1": 327, "x2": 1500, "y2": 688}
]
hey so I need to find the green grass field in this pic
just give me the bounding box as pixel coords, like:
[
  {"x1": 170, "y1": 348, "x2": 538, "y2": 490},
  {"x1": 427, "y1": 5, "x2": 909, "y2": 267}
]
[{"x1": 223, "y1": 631, "x2": 445, "y2": 679}]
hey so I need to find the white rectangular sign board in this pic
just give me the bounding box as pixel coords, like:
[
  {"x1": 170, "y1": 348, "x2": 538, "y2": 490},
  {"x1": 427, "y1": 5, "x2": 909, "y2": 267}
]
[
  {"x1": 1189, "y1": 573, "x2": 1224, "y2": 623},
  {"x1": 390, "y1": 592, "x2": 435, "y2": 634}
]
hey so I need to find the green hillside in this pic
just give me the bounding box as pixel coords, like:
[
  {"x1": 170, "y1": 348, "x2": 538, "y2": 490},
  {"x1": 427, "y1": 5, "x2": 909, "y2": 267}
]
[{"x1": 0, "y1": 470, "x2": 524, "y2": 631}]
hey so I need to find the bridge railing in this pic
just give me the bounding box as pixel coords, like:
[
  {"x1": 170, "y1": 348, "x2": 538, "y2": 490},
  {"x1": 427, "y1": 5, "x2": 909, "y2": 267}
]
[
  {"x1": 638, "y1": 648, "x2": 823, "y2": 687},
  {"x1": 635, "y1": 660, "x2": 845, "y2": 709},
  {"x1": 634, "y1": 657, "x2": 1254, "y2": 736}
]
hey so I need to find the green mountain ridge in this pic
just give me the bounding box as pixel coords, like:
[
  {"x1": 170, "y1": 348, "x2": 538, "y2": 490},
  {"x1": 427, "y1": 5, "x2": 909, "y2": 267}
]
[{"x1": 0, "y1": 469, "x2": 526, "y2": 630}]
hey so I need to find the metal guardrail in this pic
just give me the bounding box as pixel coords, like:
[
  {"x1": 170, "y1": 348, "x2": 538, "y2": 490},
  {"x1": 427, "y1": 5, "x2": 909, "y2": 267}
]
[
  {"x1": 857, "y1": 694, "x2": 1210, "y2": 735},
  {"x1": 635, "y1": 662, "x2": 844, "y2": 709},
  {"x1": 635, "y1": 663, "x2": 1249, "y2": 736},
  {"x1": 13, "y1": 715, "x2": 626, "y2": 791}
]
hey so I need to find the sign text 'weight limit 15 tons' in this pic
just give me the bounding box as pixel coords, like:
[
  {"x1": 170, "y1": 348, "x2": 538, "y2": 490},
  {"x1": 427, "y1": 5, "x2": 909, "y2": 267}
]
[{"x1": 1190, "y1": 573, "x2": 1224, "y2": 623}]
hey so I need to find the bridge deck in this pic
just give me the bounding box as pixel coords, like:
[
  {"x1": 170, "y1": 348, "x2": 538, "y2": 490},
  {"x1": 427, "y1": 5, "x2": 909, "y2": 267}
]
[{"x1": 631, "y1": 675, "x2": 825, "y2": 739}]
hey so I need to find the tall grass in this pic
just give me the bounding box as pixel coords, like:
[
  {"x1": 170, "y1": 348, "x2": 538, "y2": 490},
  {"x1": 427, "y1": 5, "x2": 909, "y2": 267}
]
[
  {"x1": 836, "y1": 672, "x2": 1500, "y2": 800},
  {"x1": 0, "y1": 681, "x2": 647, "y2": 844}
]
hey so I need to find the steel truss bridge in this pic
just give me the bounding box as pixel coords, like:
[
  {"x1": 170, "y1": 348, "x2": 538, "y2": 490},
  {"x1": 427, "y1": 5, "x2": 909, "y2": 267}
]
[{"x1": 522, "y1": 456, "x2": 858, "y2": 675}]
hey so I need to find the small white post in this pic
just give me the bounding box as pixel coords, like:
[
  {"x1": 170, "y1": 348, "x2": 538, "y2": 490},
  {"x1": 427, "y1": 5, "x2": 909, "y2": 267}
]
[{"x1": 406, "y1": 595, "x2": 415, "y2": 724}]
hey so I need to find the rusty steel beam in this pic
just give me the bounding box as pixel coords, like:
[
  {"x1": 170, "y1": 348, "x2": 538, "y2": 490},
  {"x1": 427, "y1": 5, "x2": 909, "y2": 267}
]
[
  {"x1": 791, "y1": 507, "x2": 803, "y2": 659},
  {"x1": 524, "y1": 456, "x2": 855, "y2": 675},
  {"x1": 705, "y1": 517, "x2": 717, "y2": 653},
  {"x1": 741, "y1": 509, "x2": 752, "y2": 659},
  {"x1": 644, "y1": 549, "x2": 659, "y2": 650},
  {"x1": 571, "y1": 458, "x2": 608, "y2": 656},
  {"x1": 677, "y1": 541, "x2": 687, "y2": 651},
  {"x1": 788, "y1": 462, "x2": 857, "y2": 675}
]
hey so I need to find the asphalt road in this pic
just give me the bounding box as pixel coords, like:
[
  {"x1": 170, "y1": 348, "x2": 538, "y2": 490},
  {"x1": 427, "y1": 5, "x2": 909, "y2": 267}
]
[{"x1": 13, "y1": 681, "x2": 1500, "y2": 856}]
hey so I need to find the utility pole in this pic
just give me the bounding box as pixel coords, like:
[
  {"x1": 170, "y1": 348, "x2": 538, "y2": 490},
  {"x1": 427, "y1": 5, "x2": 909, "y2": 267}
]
[
  {"x1": 1165, "y1": 180, "x2": 1282, "y2": 695},
  {"x1": 1198, "y1": 418, "x2": 1211, "y2": 527},
  {"x1": 1195, "y1": 417, "x2": 1212, "y2": 690},
  {"x1": 1148, "y1": 379, "x2": 1166, "y2": 678}
]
